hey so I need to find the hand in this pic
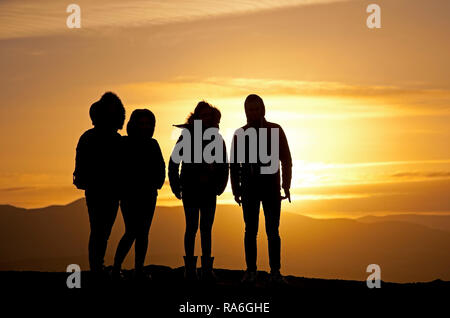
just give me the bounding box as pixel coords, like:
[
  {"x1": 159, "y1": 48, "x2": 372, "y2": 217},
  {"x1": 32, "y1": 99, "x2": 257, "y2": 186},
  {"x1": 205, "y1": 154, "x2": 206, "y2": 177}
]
[
  {"x1": 234, "y1": 195, "x2": 242, "y2": 206},
  {"x1": 281, "y1": 188, "x2": 291, "y2": 203}
]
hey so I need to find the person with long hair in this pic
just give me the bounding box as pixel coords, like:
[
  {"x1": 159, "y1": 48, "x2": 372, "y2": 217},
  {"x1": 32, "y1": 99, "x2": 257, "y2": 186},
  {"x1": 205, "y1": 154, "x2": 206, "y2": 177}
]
[
  {"x1": 112, "y1": 109, "x2": 165, "y2": 280},
  {"x1": 169, "y1": 101, "x2": 228, "y2": 282}
]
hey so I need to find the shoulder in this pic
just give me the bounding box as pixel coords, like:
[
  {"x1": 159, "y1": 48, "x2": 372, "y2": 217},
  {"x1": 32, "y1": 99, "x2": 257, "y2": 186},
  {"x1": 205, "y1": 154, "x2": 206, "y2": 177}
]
[
  {"x1": 80, "y1": 128, "x2": 95, "y2": 138},
  {"x1": 233, "y1": 124, "x2": 249, "y2": 135},
  {"x1": 150, "y1": 138, "x2": 162, "y2": 150},
  {"x1": 77, "y1": 128, "x2": 96, "y2": 144},
  {"x1": 264, "y1": 121, "x2": 282, "y2": 129},
  {"x1": 265, "y1": 121, "x2": 287, "y2": 137}
]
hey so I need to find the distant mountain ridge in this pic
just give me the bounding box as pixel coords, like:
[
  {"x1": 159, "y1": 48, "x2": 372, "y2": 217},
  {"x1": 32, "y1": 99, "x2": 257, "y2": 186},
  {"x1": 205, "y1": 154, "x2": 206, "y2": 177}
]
[{"x1": 358, "y1": 214, "x2": 450, "y2": 232}]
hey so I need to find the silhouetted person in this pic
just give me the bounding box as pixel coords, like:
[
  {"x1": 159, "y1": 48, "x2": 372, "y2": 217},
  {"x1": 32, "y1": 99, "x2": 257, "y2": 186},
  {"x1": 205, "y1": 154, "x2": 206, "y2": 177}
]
[
  {"x1": 230, "y1": 94, "x2": 292, "y2": 284},
  {"x1": 169, "y1": 101, "x2": 229, "y2": 281},
  {"x1": 73, "y1": 92, "x2": 125, "y2": 275},
  {"x1": 112, "y1": 109, "x2": 165, "y2": 280}
]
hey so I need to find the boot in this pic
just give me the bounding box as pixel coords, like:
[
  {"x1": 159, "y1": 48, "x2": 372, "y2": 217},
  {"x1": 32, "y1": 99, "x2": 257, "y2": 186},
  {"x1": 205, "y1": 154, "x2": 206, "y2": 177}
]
[
  {"x1": 269, "y1": 270, "x2": 287, "y2": 286},
  {"x1": 134, "y1": 268, "x2": 152, "y2": 283},
  {"x1": 241, "y1": 270, "x2": 257, "y2": 284},
  {"x1": 111, "y1": 266, "x2": 123, "y2": 283},
  {"x1": 183, "y1": 256, "x2": 198, "y2": 281},
  {"x1": 200, "y1": 256, "x2": 217, "y2": 283}
]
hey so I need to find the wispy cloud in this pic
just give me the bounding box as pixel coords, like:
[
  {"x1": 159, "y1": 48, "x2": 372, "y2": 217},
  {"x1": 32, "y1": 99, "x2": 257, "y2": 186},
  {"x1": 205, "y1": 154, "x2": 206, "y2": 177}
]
[
  {"x1": 0, "y1": 0, "x2": 347, "y2": 40},
  {"x1": 122, "y1": 76, "x2": 450, "y2": 100},
  {"x1": 119, "y1": 77, "x2": 450, "y2": 119},
  {"x1": 295, "y1": 159, "x2": 450, "y2": 170},
  {"x1": 0, "y1": 187, "x2": 34, "y2": 192},
  {"x1": 287, "y1": 177, "x2": 450, "y2": 216},
  {"x1": 391, "y1": 171, "x2": 450, "y2": 179},
  {"x1": 193, "y1": 77, "x2": 450, "y2": 98}
]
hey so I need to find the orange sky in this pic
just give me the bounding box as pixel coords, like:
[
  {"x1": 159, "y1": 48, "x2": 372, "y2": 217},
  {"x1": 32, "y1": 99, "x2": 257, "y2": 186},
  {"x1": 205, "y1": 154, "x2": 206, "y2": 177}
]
[{"x1": 0, "y1": 0, "x2": 449, "y2": 216}]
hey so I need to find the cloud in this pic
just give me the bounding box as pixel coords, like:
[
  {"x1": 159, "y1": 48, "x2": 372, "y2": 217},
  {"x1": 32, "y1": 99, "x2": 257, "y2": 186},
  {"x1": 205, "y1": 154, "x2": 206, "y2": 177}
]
[
  {"x1": 296, "y1": 159, "x2": 450, "y2": 170},
  {"x1": 391, "y1": 171, "x2": 450, "y2": 179},
  {"x1": 119, "y1": 77, "x2": 450, "y2": 119},
  {"x1": 0, "y1": 0, "x2": 348, "y2": 40},
  {"x1": 0, "y1": 187, "x2": 34, "y2": 192},
  {"x1": 287, "y1": 178, "x2": 450, "y2": 216},
  {"x1": 122, "y1": 76, "x2": 450, "y2": 101},
  {"x1": 193, "y1": 77, "x2": 449, "y2": 97}
]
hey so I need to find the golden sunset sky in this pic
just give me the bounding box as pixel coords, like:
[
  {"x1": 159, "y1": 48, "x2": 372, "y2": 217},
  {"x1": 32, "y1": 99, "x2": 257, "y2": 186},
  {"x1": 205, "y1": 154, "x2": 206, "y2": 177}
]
[{"x1": 0, "y1": 0, "x2": 449, "y2": 217}]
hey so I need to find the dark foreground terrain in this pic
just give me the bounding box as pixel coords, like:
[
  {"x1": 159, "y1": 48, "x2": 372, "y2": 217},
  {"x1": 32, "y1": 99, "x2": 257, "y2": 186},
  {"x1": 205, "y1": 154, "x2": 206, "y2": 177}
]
[{"x1": 1, "y1": 265, "x2": 448, "y2": 316}]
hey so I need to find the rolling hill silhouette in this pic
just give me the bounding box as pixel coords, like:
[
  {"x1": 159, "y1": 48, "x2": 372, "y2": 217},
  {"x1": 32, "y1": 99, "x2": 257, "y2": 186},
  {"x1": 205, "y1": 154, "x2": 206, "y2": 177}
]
[
  {"x1": 1, "y1": 199, "x2": 450, "y2": 283},
  {"x1": 357, "y1": 214, "x2": 450, "y2": 232}
]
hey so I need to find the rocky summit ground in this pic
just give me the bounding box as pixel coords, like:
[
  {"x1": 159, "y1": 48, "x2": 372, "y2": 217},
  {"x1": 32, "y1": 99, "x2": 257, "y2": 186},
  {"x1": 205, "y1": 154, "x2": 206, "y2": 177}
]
[{"x1": 1, "y1": 265, "x2": 448, "y2": 316}]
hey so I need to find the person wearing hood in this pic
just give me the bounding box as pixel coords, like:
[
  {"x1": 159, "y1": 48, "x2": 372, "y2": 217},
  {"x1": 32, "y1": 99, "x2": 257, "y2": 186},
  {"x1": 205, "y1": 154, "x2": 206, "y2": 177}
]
[
  {"x1": 168, "y1": 101, "x2": 229, "y2": 282},
  {"x1": 73, "y1": 92, "x2": 125, "y2": 277},
  {"x1": 230, "y1": 94, "x2": 292, "y2": 285},
  {"x1": 112, "y1": 109, "x2": 165, "y2": 280}
]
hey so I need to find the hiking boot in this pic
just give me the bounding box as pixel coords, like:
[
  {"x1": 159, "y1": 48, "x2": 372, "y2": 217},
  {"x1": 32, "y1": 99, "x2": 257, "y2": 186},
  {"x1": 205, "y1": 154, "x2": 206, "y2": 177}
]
[
  {"x1": 241, "y1": 270, "x2": 257, "y2": 284},
  {"x1": 183, "y1": 256, "x2": 198, "y2": 281},
  {"x1": 111, "y1": 267, "x2": 124, "y2": 283},
  {"x1": 200, "y1": 256, "x2": 217, "y2": 283},
  {"x1": 269, "y1": 270, "x2": 287, "y2": 285},
  {"x1": 134, "y1": 269, "x2": 152, "y2": 282}
]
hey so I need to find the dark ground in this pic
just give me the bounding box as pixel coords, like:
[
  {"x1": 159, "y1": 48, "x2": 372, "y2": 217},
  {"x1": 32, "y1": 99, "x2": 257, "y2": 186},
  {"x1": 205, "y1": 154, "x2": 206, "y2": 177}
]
[{"x1": 1, "y1": 265, "x2": 449, "y2": 316}]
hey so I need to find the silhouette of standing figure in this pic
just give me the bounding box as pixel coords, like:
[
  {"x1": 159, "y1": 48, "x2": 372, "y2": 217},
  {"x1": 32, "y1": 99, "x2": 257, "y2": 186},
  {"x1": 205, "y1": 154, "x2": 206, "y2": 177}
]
[
  {"x1": 169, "y1": 101, "x2": 229, "y2": 281},
  {"x1": 73, "y1": 92, "x2": 125, "y2": 275},
  {"x1": 112, "y1": 109, "x2": 165, "y2": 280},
  {"x1": 230, "y1": 94, "x2": 292, "y2": 284}
]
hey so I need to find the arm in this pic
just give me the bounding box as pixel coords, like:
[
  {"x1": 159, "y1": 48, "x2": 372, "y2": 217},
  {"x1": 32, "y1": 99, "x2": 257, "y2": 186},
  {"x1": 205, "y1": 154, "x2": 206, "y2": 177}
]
[
  {"x1": 230, "y1": 133, "x2": 242, "y2": 205},
  {"x1": 153, "y1": 139, "x2": 166, "y2": 190},
  {"x1": 168, "y1": 136, "x2": 183, "y2": 199},
  {"x1": 216, "y1": 138, "x2": 229, "y2": 196},
  {"x1": 73, "y1": 133, "x2": 89, "y2": 190},
  {"x1": 279, "y1": 126, "x2": 292, "y2": 202}
]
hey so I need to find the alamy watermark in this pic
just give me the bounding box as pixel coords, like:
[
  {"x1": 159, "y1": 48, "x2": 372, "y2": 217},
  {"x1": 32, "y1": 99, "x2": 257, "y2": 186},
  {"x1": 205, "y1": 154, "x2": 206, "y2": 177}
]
[
  {"x1": 66, "y1": 4, "x2": 81, "y2": 29},
  {"x1": 366, "y1": 4, "x2": 381, "y2": 29},
  {"x1": 66, "y1": 264, "x2": 81, "y2": 288},
  {"x1": 366, "y1": 264, "x2": 381, "y2": 288},
  {"x1": 66, "y1": 4, "x2": 381, "y2": 30}
]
